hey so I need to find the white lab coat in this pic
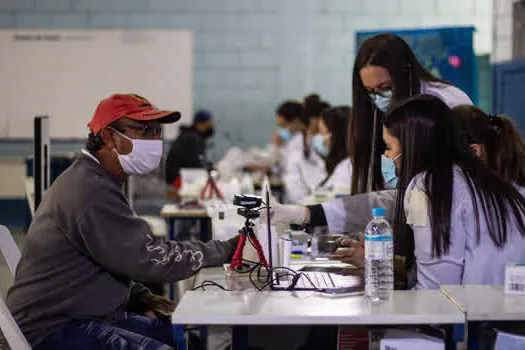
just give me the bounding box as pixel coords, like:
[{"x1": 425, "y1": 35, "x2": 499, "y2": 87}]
[
  {"x1": 283, "y1": 145, "x2": 327, "y2": 204},
  {"x1": 322, "y1": 157, "x2": 352, "y2": 189},
  {"x1": 279, "y1": 132, "x2": 304, "y2": 171},
  {"x1": 319, "y1": 81, "x2": 472, "y2": 233}
]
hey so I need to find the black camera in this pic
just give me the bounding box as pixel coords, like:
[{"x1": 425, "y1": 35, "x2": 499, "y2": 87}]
[
  {"x1": 233, "y1": 194, "x2": 262, "y2": 209},
  {"x1": 233, "y1": 194, "x2": 262, "y2": 220}
]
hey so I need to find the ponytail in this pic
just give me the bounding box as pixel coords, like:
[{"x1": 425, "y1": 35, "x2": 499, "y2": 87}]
[
  {"x1": 493, "y1": 114, "x2": 525, "y2": 186},
  {"x1": 452, "y1": 105, "x2": 525, "y2": 186}
]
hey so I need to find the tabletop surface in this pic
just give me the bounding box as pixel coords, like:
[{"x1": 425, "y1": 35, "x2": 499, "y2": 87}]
[
  {"x1": 441, "y1": 284, "x2": 525, "y2": 321},
  {"x1": 160, "y1": 204, "x2": 209, "y2": 218},
  {"x1": 172, "y1": 267, "x2": 464, "y2": 326}
]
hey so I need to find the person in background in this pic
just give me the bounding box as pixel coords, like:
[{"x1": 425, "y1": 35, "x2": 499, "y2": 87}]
[
  {"x1": 313, "y1": 106, "x2": 352, "y2": 189},
  {"x1": 165, "y1": 109, "x2": 215, "y2": 187},
  {"x1": 7, "y1": 94, "x2": 238, "y2": 349},
  {"x1": 271, "y1": 100, "x2": 305, "y2": 169},
  {"x1": 330, "y1": 103, "x2": 525, "y2": 279},
  {"x1": 302, "y1": 93, "x2": 331, "y2": 139},
  {"x1": 282, "y1": 97, "x2": 331, "y2": 203}
]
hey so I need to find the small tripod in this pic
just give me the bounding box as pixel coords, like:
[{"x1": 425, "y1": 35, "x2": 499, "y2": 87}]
[
  {"x1": 229, "y1": 208, "x2": 269, "y2": 270},
  {"x1": 200, "y1": 167, "x2": 224, "y2": 201}
]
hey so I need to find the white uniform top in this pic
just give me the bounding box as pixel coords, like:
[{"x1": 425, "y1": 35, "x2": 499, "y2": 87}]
[
  {"x1": 279, "y1": 132, "x2": 304, "y2": 171},
  {"x1": 283, "y1": 141, "x2": 326, "y2": 204},
  {"x1": 320, "y1": 81, "x2": 473, "y2": 233},
  {"x1": 407, "y1": 168, "x2": 525, "y2": 290},
  {"x1": 322, "y1": 158, "x2": 352, "y2": 188}
]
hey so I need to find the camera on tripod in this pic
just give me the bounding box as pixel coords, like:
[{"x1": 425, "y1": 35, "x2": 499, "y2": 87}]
[{"x1": 233, "y1": 194, "x2": 263, "y2": 220}]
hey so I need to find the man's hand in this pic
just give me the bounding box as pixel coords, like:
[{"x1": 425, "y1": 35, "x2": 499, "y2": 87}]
[
  {"x1": 147, "y1": 295, "x2": 176, "y2": 318},
  {"x1": 166, "y1": 188, "x2": 180, "y2": 201},
  {"x1": 328, "y1": 234, "x2": 365, "y2": 269}
]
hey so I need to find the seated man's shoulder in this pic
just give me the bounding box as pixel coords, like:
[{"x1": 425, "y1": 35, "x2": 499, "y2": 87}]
[{"x1": 54, "y1": 159, "x2": 120, "y2": 203}]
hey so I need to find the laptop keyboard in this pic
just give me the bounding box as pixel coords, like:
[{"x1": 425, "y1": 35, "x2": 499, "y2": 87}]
[{"x1": 295, "y1": 271, "x2": 336, "y2": 289}]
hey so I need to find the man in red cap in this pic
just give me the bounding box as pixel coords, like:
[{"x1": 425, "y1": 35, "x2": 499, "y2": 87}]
[{"x1": 7, "y1": 94, "x2": 238, "y2": 349}]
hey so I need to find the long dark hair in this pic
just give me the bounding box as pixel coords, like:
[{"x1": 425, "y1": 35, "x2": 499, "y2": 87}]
[
  {"x1": 385, "y1": 94, "x2": 525, "y2": 259},
  {"x1": 453, "y1": 105, "x2": 525, "y2": 187},
  {"x1": 349, "y1": 33, "x2": 447, "y2": 195},
  {"x1": 319, "y1": 106, "x2": 350, "y2": 183},
  {"x1": 300, "y1": 95, "x2": 331, "y2": 159},
  {"x1": 276, "y1": 100, "x2": 303, "y2": 122}
]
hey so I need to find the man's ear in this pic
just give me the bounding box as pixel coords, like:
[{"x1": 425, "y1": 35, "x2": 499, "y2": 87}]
[
  {"x1": 100, "y1": 128, "x2": 116, "y2": 149},
  {"x1": 469, "y1": 144, "x2": 483, "y2": 158}
]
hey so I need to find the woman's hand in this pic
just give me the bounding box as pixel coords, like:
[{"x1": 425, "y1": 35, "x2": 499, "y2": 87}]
[
  {"x1": 328, "y1": 234, "x2": 365, "y2": 269},
  {"x1": 271, "y1": 130, "x2": 283, "y2": 146}
]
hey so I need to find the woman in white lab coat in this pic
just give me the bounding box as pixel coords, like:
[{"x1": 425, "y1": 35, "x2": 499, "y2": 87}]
[
  {"x1": 281, "y1": 97, "x2": 330, "y2": 203},
  {"x1": 312, "y1": 106, "x2": 352, "y2": 190},
  {"x1": 271, "y1": 100, "x2": 305, "y2": 170},
  {"x1": 270, "y1": 33, "x2": 473, "y2": 236}
]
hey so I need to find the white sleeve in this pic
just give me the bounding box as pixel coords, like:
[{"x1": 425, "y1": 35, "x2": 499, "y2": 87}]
[
  {"x1": 321, "y1": 190, "x2": 397, "y2": 234},
  {"x1": 321, "y1": 197, "x2": 347, "y2": 233}
]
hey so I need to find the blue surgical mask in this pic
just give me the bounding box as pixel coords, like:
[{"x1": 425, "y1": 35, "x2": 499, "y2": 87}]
[
  {"x1": 277, "y1": 128, "x2": 293, "y2": 142},
  {"x1": 381, "y1": 154, "x2": 401, "y2": 188},
  {"x1": 312, "y1": 134, "x2": 330, "y2": 157},
  {"x1": 370, "y1": 90, "x2": 393, "y2": 113}
]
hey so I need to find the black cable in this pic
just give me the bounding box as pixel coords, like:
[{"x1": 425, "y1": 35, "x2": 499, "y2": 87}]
[
  {"x1": 243, "y1": 233, "x2": 323, "y2": 292},
  {"x1": 192, "y1": 280, "x2": 231, "y2": 291}
]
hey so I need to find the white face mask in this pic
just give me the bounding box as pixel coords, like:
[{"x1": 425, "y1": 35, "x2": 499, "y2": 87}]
[
  {"x1": 110, "y1": 128, "x2": 163, "y2": 175},
  {"x1": 369, "y1": 89, "x2": 393, "y2": 113}
]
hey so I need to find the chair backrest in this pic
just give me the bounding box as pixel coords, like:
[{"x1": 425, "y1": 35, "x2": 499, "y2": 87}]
[
  {"x1": 0, "y1": 294, "x2": 31, "y2": 349},
  {"x1": 0, "y1": 226, "x2": 30, "y2": 349},
  {"x1": 0, "y1": 226, "x2": 21, "y2": 276},
  {"x1": 21, "y1": 177, "x2": 35, "y2": 218}
]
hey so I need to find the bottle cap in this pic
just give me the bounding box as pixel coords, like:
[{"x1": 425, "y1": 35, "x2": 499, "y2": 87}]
[{"x1": 372, "y1": 207, "x2": 386, "y2": 216}]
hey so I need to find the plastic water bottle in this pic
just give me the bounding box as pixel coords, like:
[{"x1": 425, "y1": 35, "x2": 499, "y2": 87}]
[{"x1": 365, "y1": 207, "x2": 394, "y2": 302}]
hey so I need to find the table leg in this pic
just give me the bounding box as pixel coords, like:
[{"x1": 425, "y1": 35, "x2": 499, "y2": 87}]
[
  {"x1": 173, "y1": 325, "x2": 187, "y2": 350},
  {"x1": 231, "y1": 326, "x2": 248, "y2": 350},
  {"x1": 199, "y1": 326, "x2": 208, "y2": 347},
  {"x1": 444, "y1": 324, "x2": 465, "y2": 350},
  {"x1": 467, "y1": 322, "x2": 479, "y2": 350},
  {"x1": 169, "y1": 218, "x2": 175, "y2": 300}
]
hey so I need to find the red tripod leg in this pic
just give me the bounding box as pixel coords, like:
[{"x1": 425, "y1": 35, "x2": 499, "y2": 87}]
[
  {"x1": 249, "y1": 234, "x2": 269, "y2": 267},
  {"x1": 200, "y1": 181, "x2": 208, "y2": 200},
  {"x1": 211, "y1": 180, "x2": 224, "y2": 200},
  {"x1": 229, "y1": 235, "x2": 247, "y2": 270}
]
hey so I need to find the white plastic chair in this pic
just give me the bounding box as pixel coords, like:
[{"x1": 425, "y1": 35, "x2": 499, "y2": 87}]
[
  {"x1": 21, "y1": 177, "x2": 35, "y2": 218},
  {"x1": 0, "y1": 226, "x2": 30, "y2": 349},
  {"x1": 0, "y1": 226, "x2": 21, "y2": 276}
]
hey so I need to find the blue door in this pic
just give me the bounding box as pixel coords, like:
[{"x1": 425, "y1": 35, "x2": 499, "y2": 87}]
[{"x1": 492, "y1": 59, "x2": 525, "y2": 135}]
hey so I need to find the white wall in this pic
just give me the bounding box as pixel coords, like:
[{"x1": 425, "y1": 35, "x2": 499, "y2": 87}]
[
  {"x1": 0, "y1": 0, "x2": 494, "y2": 157},
  {"x1": 493, "y1": 0, "x2": 516, "y2": 62}
]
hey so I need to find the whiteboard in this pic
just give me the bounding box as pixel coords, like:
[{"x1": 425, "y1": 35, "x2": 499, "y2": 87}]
[{"x1": 0, "y1": 30, "x2": 193, "y2": 140}]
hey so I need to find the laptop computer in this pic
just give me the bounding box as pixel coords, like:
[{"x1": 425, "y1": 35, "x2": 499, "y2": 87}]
[{"x1": 264, "y1": 188, "x2": 364, "y2": 294}]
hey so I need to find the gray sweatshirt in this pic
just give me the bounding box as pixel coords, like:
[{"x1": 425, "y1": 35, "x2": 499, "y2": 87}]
[{"x1": 6, "y1": 154, "x2": 237, "y2": 347}]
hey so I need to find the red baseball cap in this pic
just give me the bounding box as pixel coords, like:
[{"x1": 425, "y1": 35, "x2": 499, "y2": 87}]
[{"x1": 87, "y1": 94, "x2": 181, "y2": 135}]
